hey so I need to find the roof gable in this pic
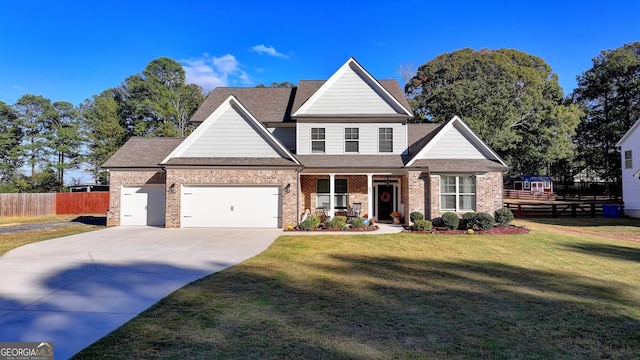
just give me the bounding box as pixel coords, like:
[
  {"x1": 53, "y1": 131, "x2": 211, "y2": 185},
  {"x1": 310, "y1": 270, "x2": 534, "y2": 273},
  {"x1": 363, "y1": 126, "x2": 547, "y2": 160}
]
[
  {"x1": 292, "y1": 58, "x2": 413, "y2": 117},
  {"x1": 616, "y1": 118, "x2": 640, "y2": 147},
  {"x1": 405, "y1": 116, "x2": 508, "y2": 168},
  {"x1": 162, "y1": 95, "x2": 299, "y2": 165}
]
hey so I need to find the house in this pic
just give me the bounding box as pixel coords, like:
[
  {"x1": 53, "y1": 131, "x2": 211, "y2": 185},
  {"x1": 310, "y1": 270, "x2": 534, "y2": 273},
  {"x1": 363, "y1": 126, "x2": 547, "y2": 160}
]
[
  {"x1": 102, "y1": 58, "x2": 508, "y2": 228},
  {"x1": 616, "y1": 118, "x2": 640, "y2": 218},
  {"x1": 513, "y1": 175, "x2": 553, "y2": 193}
]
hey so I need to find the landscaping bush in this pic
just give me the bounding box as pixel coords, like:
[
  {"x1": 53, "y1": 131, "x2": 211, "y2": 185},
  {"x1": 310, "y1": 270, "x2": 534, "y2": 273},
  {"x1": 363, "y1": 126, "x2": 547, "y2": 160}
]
[
  {"x1": 299, "y1": 215, "x2": 321, "y2": 231},
  {"x1": 441, "y1": 212, "x2": 460, "y2": 230},
  {"x1": 461, "y1": 212, "x2": 477, "y2": 230},
  {"x1": 327, "y1": 216, "x2": 347, "y2": 230},
  {"x1": 431, "y1": 217, "x2": 444, "y2": 228},
  {"x1": 494, "y1": 207, "x2": 514, "y2": 227},
  {"x1": 349, "y1": 217, "x2": 366, "y2": 229},
  {"x1": 467, "y1": 212, "x2": 495, "y2": 231},
  {"x1": 410, "y1": 211, "x2": 424, "y2": 222},
  {"x1": 412, "y1": 219, "x2": 432, "y2": 231}
]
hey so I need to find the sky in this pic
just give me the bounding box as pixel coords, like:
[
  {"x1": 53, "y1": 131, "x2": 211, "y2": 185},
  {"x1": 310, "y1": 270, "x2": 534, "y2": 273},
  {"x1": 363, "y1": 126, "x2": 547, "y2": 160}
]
[{"x1": 1, "y1": 0, "x2": 639, "y2": 182}]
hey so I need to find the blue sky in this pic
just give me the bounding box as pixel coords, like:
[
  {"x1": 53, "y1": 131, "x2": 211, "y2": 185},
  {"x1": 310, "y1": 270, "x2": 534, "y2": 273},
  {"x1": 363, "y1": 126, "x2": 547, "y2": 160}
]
[{"x1": 2, "y1": 0, "x2": 639, "y2": 107}]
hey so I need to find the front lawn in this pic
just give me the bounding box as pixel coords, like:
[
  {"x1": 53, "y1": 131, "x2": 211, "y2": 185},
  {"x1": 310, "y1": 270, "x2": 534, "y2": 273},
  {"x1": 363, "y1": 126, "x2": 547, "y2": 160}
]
[{"x1": 74, "y1": 224, "x2": 640, "y2": 359}]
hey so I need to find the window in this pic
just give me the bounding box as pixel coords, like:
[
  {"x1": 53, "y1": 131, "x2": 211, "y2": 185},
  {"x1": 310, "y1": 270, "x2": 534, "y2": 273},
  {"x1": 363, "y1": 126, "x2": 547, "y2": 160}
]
[
  {"x1": 345, "y1": 128, "x2": 359, "y2": 153},
  {"x1": 311, "y1": 128, "x2": 325, "y2": 153},
  {"x1": 379, "y1": 128, "x2": 393, "y2": 152},
  {"x1": 317, "y1": 178, "x2": 348, "y2": 209},
  {"x1": 625, "y1": 150, "x2": 632, "y2": 169},
  {"x1": 440, "y1": 176, "x2": 475, "y2": 211}
]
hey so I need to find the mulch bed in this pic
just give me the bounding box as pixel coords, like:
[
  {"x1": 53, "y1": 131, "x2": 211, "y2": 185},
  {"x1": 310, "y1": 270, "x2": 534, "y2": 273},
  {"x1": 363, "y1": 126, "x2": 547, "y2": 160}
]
[{"x1": 405, "y1": 225, "x2": 530, "y2": 235}]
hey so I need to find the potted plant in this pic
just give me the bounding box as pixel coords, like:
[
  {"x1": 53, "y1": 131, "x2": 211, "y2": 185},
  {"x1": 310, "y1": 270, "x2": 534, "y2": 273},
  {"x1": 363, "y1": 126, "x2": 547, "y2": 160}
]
[{"x1": 390, "y1": 211, "x2": 401, "y2": 224}]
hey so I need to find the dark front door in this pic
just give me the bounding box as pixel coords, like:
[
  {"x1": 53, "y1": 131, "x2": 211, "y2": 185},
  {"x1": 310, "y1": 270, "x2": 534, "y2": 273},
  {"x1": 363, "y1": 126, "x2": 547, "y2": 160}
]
[{"x1": 377, "y1": 185, "x2": 394, "y2": 221}]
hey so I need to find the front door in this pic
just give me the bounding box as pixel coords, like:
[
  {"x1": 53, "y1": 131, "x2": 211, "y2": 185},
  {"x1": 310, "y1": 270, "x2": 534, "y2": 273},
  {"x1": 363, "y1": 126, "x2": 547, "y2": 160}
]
[{"x1": 377, "y1": 184, "x2": 394, "y2": 221}]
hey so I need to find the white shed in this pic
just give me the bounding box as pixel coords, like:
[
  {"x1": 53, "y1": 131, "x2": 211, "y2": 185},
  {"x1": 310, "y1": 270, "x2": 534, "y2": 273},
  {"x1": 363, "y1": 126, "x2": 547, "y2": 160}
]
[{"x1": 616, "y1": 119, "x2": 640, "y2": 218}]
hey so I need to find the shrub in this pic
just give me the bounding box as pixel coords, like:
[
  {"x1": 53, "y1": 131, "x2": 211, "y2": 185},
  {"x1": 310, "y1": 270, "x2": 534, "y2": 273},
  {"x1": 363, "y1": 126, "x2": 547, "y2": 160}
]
[
  {"x1": 327, "y1": 216, "x2": 347, "y2": 230},
  {"x1": 299, "y1": 215, "x2": 321, "y2": 231},
  {"x1": 494, "y1": 207, "x2": 514, "y2": 227},
  {"x1": 467, "y1": 212, "x2": 495, "y2": 231},
  {"x1": 441, "y1": 212, "x2": 460, "y2": 230},
  {"x1": 431, "y1": 217, "x2": 444, "y2": 228},
  {"x1": 410, "y1": 211, "x2": 424, "y2": 222},
  {"x1": 461, "y1": 212, "x2": 477, "y2": 229},
  {"x1": 413, "y1": 219, "x2": 432, "y2": 231},
  {"x1": 350, "y1": 217, "x2": 366, "y2": 229}
]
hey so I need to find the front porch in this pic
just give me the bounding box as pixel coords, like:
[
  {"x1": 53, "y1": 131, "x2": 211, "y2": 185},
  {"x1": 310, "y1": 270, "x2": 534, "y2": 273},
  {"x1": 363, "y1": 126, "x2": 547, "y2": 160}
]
[{"x1": 300, "y1": 173, "x2": 411, "y2": 223}]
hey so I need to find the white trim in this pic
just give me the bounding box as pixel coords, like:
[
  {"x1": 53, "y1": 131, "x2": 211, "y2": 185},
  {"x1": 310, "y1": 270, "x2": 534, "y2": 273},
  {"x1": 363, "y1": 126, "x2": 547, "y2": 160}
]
[
  {"x1": 161, "y1": 95, "x2": 300, "y2": 166},
  {"x1": 292, "y1": 57, "x2": 413, "y2": 117},
  {"x1": 405, "y1": 116, "x2": 508, "y2": 167},
  {"x1": 616, "y1": 118, "x2": 640, "y2": 147}
]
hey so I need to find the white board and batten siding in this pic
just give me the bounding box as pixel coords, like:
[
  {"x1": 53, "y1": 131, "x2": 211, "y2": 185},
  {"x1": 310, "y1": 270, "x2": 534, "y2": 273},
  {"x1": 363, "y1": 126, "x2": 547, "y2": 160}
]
[
  {"x1": 181, "y1": 105, "x2": 280, "y2": 158},
  {"x1": 619, "y1": 122, "x2": 640, "y2": 217},
  {"x1": 301, "y1": 69, "x2": 400, "y2": 115},
  {"x1": 297, "y1": 122, "x2": 407, "y2": 155},
  {"x1": 420, "y1": 123, "x2": 487, "y2": 159},
  {"x1": 181, "y1": 185, "x2": 281, "y2": 228}
]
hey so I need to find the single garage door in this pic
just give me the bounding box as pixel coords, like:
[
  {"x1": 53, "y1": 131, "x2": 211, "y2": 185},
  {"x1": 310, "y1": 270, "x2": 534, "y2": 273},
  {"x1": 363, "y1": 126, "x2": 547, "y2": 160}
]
[
  {"x1": 121, "y1": 184, "x2": 166, "y2": 226},
  {"x1": 181, "y1": 185, "x2": 280, "y2": 228}
]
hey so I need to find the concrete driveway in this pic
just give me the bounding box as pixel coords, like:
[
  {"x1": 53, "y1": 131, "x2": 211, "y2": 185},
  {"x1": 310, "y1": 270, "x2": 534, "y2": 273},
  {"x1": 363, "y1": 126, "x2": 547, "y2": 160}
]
[{"x1": 0, "y1": 226, "x2": 281, "y2": 359}]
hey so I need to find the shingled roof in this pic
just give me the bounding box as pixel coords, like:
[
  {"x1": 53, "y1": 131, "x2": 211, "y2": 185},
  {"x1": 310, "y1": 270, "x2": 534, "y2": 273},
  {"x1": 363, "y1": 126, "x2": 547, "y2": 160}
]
[
  {"x1": 190, "y1": 87, "x2": 295, "y2": 123},
  {"x1": 101, "y1": 137, "x2": 184, "y2": 169}
]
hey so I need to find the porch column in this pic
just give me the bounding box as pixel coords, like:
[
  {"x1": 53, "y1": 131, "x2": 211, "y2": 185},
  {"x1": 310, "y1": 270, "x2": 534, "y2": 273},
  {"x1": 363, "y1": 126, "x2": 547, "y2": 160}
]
[
  {"x1": 329, "y1": 173, "x2": 335, "y2": 219},
  {"x1": 367, "y1": 173, "x2": 373, "y2": 220}
]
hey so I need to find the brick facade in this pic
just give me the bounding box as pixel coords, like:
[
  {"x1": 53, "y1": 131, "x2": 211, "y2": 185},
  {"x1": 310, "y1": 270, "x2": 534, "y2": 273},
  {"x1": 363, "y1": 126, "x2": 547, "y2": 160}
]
[
  {"x1": 426, "y1": 171, "x2": 504, "y2": 219},
  {"x1": 164, "y1": 168, "x2": 299, "y2": 228},
  {"x1": 106, "y1": 170, "x2": 166, "y2": 226}
]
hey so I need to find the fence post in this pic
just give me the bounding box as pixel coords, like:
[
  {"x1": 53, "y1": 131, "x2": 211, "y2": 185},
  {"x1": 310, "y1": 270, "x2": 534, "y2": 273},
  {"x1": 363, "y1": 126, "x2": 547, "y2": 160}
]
[
  {"x1": 571, "y1": 204, "x2": 577, "y2": 218},
  {"x1": 590, "y1": 203, "x2": 595, "y2": 217},
  {"x1": 552, "y1": 204, "x2": 557, "y2": 218},
  {"x1": 516, "y1": 204, "x2": 522, "y2": 218}
]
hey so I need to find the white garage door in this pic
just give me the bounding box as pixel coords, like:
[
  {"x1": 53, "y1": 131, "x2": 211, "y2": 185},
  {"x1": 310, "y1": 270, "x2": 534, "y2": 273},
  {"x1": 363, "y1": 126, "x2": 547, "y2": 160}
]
[
  {"x1": 181, "y1": 186, "x2": 280, "y2": 228},
  {"x1": 121, "y1": 184, "x2": 166, "y2": 226}
]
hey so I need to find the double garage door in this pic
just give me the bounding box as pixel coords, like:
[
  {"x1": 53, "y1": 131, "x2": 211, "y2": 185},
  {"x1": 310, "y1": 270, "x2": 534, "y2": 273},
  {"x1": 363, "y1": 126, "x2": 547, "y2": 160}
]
[
  {"x1": 181, "y1": 186, "x2": 281, "y2": 228},
  {"x1": 121, "y1": 184, "x2": 280, "y2": 228}
]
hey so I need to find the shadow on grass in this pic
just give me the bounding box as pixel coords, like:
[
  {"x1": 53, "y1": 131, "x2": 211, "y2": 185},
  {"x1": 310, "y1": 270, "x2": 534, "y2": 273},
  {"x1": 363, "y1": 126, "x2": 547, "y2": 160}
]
[
  {"x1": 75, "y1": 254, "x2": 640, "y2": 359},
  {"x1": 516, "y1": 216, "x2": 640, "y2": 228},
  {"x1": 563, "y1": 243, "x2": 640, "y2": 262},
  {"x1": 71, "y1": 215, "x2": 106, "y2": 226}
]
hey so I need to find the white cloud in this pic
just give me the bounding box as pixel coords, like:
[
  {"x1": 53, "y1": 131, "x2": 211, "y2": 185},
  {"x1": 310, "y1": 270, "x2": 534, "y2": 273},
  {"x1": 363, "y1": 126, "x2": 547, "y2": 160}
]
[
  {"x1": 181, "y1": 53, "x2": 252, "y2": 92},
  {"x1": 251, "y1": 44, "x2": 289, "y2": 59}
]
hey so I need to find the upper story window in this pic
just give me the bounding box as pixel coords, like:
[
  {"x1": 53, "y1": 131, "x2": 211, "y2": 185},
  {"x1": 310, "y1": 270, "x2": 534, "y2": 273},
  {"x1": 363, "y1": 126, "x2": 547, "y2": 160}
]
[
  {"x1": 345, "y1": 128, "x2": 359, "y2": 153},
  {"x1": 379, "y1": 128, "x2": 393, "y2": 152},
  {"x1": 440, "y1": 175, "x2": 475, "y2": 212},
  {"x1": 625, "y1": 150, "x2": 633, "y2": 169},
  {"x1": 311, "y1": 128, "x2": 325, "y2": 153}
]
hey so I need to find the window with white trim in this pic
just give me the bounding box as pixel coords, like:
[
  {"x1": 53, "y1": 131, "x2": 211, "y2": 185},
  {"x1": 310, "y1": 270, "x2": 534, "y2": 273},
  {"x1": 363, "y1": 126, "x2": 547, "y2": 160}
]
[
  {"x1": 317, "y1": 178, "x2": 348, "y2": 209},
  {"x1": 625, "y1": 150, "x2": 632, "y2": 169},
  {"x1": 311, "y1": 128, "x2": 325, "y2": 153},
  {"x1": 379, "y1": 128, "x2": 393, "y2": 152},
  {"x1": 345, "y1": 128, "x2": 359, "y2": 153},
  {"x1": 440, "y1": 175, "x2": 475, "y2": 211}
]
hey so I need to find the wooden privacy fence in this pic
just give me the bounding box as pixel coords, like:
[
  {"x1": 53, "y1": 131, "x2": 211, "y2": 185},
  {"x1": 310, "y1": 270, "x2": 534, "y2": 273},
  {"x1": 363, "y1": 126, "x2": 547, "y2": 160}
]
[
  {"x1": 0, "y1": 192, "x2": 109, "y2": 217},
  {"x1": 504, "y1": 202, "x2": 623, "y2": 218}
]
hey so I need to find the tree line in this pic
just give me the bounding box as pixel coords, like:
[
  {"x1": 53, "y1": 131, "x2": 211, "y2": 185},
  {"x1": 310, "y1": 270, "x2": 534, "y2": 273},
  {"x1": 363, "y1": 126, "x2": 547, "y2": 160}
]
[
  {"x1": 0, "y1": 57, "x2": 205, "y2": 192},
  {"x1": 1, "y1": 44, "x2": 638, "y2": 192},
  {"x1": 405, "y1": 42, "x2": 640, "y2": 183}
]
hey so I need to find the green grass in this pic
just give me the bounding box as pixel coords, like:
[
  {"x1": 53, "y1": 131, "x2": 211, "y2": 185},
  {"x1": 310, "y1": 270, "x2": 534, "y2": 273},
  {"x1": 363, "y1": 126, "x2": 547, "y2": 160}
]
[
  {"x1": 74, "y1": 225, "x2": 640, "y2": 359},
  {"x1": 0, "y1": 216, "x2": 105, "y2": 256}
]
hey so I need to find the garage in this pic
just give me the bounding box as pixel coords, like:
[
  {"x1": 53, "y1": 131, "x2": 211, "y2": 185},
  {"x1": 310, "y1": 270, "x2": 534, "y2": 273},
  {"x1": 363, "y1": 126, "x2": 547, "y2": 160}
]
[
  {"x1": 120, "y1": 184, "x2": 166, "y2": 226},
  {"x1": 181, "y1": 185, "x2": 281, "y2": 228}
]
